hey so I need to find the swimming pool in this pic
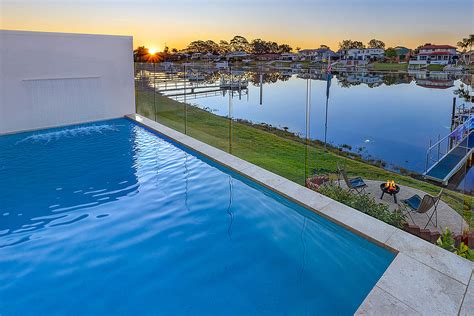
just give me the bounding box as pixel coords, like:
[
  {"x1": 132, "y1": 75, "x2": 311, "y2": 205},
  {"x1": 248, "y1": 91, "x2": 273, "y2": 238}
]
[{"x1": 0, "y1": 118, "x2": 394, "y2": 315}]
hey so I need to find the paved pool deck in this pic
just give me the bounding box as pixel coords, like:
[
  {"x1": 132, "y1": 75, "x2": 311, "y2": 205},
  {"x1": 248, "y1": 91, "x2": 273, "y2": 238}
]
[{"x1": 127, "y1": 113, "x2": 474, "y2": 315}]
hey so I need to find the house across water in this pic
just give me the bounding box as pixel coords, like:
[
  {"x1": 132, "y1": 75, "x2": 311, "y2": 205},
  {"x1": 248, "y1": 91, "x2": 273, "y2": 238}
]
[
  {"x1": 409, "y1": 44, "x2": 458, "y2": 66},
  {"x1": 297, "y1": 48, "x2": 337, "y2": 62},
  {"x1": 338, "y1": 48, "x2": 385, "y2": 67}
]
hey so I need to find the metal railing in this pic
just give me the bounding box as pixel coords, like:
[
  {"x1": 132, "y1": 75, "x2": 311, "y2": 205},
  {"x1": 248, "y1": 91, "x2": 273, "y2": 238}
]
[{"x1": 425, "y1": 115, "x2": 473, "y2": 173}]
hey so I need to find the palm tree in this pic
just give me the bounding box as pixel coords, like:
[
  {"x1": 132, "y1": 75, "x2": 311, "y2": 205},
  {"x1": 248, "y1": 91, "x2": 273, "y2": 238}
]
[
  {"x1": 457, "y1": 34, "x2": 474, "y2": 52},
  {"x1": 133, "y1": 46, "x2": 149, "y2": 62},
  {"x1": 457, "y1": 39, "x2": 469, "y2": 52}
]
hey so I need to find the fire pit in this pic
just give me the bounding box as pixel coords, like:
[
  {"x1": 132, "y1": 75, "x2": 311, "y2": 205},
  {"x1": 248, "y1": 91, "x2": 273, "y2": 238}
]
[{"x1": 380, "y1": 180, "x2": 400, "y2": 203}]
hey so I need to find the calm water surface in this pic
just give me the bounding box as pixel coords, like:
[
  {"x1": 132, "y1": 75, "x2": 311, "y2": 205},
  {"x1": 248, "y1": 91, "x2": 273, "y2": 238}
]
[{"x1": 174, "y1": 72, "x2": 467, "y2": 174}]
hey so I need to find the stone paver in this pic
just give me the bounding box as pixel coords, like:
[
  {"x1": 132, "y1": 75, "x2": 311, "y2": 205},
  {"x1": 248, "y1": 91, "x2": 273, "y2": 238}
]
[
  {"x1": 375, "y1": 253, "x2": 467, "y2": 315},
  {"x1": 274, "y1": 180, "x2": 333, "y2": 211},
  {"x1": 341, "y1": 179, "x2": 467, "y2": 234},
  {"x1": 356, "y1": 286, "x2": 421, "y2": 315},
  {"x1": 241, "y1": 165, "x2": 288, "y2": 188},
  {"x1": 386, "y1": 229, "x2": 473, "y2": 285},
  {"x1": 460, "y1": 272, "x2": 474, "y2": 316}
]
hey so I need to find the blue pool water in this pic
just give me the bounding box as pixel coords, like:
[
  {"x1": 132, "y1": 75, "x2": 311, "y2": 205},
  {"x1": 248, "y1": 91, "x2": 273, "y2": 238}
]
[{"x1": 0, "y1": 118, "x2": 394, "y2": 315}]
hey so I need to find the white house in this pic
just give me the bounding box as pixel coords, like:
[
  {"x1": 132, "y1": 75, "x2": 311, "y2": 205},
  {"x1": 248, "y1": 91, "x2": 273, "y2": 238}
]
[
  {"x1": 298, "y1": 48, "x2": 336, "y2": 62},
  {"x1": 341, "y1": 48, "x2": 384, "y2": 60},
  {"x1": 413, "y1": 72, "x2": 454, "y2": 89},
  {"x1": 345, "y1": 73, "x2": 383, "y2": 86},
  {"x1": 279, "y1": 53, "x2": 298, "y2": 61},
  {"x1": 409, "y1": 44, "x2": 458, "y2": 66},
  {"x1": 226, "y1": 51, "x2": 249, "y2": 60},
  {"x1": 297, "y1": 49, "x2": 318, "y2": 60},
  {"x1": 338, "y1": 48, "x2": 384, "y2": 67},
  {"x1": 202, "y1": 52, "x2": 220, "y2": 61}
]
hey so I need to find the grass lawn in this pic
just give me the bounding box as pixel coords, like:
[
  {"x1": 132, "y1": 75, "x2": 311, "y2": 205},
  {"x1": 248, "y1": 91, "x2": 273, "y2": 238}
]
[
  {"x1": 136, "y1": 90, "x2": 473, "y2": 227},
  {"x1": 371, "y1": 62, "x2": 408, "y2": 71},
  {"x1": 426, "y1": 64, "x2": 445, "y2": 71}
]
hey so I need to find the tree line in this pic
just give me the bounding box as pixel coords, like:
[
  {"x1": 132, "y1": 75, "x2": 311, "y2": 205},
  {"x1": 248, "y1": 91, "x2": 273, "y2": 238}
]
[
  {"x1": 134, "y1": 34, "x2": 473, "y2": 63},
  {"x1": 184, "y1": 35, "x2": 293, "y2": 55},
  {"x1": 338, "y1": 39, "x2": 386, "y2": 49},
  {"x1": 185, "y1": 37, "x2": 389, "y2": 54}
]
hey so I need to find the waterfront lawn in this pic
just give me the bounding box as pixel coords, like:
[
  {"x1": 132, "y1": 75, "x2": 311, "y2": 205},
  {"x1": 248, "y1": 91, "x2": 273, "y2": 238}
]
[
  {"x1": 426, "y1": 64, "x2": 445, "y2": 71},
  {"x1": 371, "y1": 62, "x2": 408, "y2": 71},
  {"x1": 136, "y1": 91, "x2": 473, "y2": 227}
]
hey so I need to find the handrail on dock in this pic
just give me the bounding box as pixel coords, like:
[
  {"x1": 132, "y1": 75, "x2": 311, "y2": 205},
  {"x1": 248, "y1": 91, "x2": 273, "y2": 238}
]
[
  {"x1": 424, "y1": 115, "x2": 473, "y2": 184},
  {"x1": 426, "y1": 116, "x2": 473, "y2": 153}
]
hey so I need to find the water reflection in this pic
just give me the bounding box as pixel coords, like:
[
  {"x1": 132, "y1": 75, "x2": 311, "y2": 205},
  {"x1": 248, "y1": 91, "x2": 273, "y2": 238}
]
[
  {"x1": 0, "y1": 122, "x2": 140, "y2": 247},
  {"x1": 135, "y1": 64, "x2": 473, "y2": 193},
  {"x1": 226, "y1": 176, "x2": 234, "y2": 239}
]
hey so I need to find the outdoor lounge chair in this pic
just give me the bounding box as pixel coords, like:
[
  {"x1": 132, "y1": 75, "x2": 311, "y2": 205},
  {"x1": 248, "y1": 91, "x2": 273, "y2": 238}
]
[
  {"x1": 401, "y1": 189, "x2": 443, "y2": 229},
  {"x1": 337, "y1": 163, "x2": 367, "y2": 194}
]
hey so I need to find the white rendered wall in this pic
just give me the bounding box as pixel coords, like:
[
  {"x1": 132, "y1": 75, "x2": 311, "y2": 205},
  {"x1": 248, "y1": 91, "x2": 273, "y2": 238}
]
[{"x1": 0, "y1": 30, "x2": 135, "y2": 134}]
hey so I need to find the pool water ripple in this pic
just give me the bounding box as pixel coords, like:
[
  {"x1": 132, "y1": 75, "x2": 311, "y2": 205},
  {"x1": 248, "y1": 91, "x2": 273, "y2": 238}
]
[{"x1": 0, "y1": 119, "x2": 394, "y2": 315}]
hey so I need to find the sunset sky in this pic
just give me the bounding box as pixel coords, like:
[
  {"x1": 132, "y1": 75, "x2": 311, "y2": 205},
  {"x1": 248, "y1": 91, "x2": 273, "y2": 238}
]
[{"x1": 1, "y1": 0, "x2": 473, "y2": 51}]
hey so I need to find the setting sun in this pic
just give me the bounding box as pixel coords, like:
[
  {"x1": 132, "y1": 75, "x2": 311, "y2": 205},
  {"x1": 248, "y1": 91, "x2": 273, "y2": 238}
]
[{"x1": 148, "y1": 47, "x2": 158, "y2": 54}]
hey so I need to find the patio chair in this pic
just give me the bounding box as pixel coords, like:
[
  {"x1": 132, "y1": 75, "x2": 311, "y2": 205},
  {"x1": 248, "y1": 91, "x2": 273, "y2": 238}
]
[
  {"x1": 337, "y1": 163, "x2": 367, "y2": 194},
  {"x1": 401, "y1": 189, "x2": 443, "y2": 229}
]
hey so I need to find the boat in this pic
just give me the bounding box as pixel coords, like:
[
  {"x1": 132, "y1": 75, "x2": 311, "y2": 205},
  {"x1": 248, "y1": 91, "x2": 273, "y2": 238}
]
[
  {"x1": 443, "y1": 65, "x2": 465, "y2": 72},
  {"x1": 215, "y1": 61, "x2": 229, "y2": 69},
  {"x1": 187, "y1": 73, "x2": 205, "y2": 81},
  {"x1": 220, "y1": 78, "x2": 248, "y2": 89}
]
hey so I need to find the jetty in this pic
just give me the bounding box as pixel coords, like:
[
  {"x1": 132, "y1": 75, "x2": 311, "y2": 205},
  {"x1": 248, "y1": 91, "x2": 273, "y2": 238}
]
[
  {"x1": 219, "y1": 77, "x2": 248, "y2": 90},
  {"x1": 424, "y1": 116, "x2": 474, "y2": 184}
]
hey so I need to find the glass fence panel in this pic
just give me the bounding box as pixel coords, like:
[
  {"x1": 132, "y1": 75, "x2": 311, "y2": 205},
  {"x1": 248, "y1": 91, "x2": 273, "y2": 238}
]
[
  {"x1": 229, "y1": 70, "x2": 309, "y2": 184},
  {"x1": 135, "y1": 62, "x2": 155, "y2": 121},
  {"x1": 181, "y1": 68, "x2": 230, "y2": 152},
  {"x1": 135, "y1": 62, "x2": 186, "y2": 133},
  {"x1": 135, "y1": 63, "x2": 473, "y2": 242}
]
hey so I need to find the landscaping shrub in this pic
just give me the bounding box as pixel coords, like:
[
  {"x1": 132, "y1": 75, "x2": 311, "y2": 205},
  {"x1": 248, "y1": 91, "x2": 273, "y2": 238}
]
[
  {"x1": 317, "y1": 184, "x2": 406, "y2": 228},
  {"x1": 437, "y1": 228, "x2": 474, "y2": 262}
]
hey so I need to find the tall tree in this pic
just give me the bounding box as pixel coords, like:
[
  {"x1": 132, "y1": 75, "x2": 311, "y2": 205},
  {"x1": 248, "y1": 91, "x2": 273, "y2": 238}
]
[
  {"x1": 339, "y1": 40, "x2": 365, "y2": 50},
  {"x1": 185, "y1": 40, "x2": 219, "y2": 54},
  {"x1": 229, "y1": 35, "x2": 250, "y2": 52},
  {"x1": 185, "y1": 40, "x2": 206, "y2": 53},
  {"x1": 267, "y1": 41, "x2": 279, "y2": 54},
  {"x1": 133, "y1": 46, "x2": 149, "y2": 62},
  {"x1": 457, "y1": 34, "x2": 474, "y2": 52},
  {"x1": 384, "y1": 47, "x2": 397, "y2": 61},
  {"x1": 278, "y1": 44, "x2": 292, "y2": 53},
  {"x1": 204, "y1": 40, "x2": 220, "y2": 54},
  {"x1": 457, "y1": 39, "x2": 468, "y2": 52},
  {"x1": 367, "y1": 39, "x2": 385, "y2": 49},
  {"x1": 250, "y1": 39, "x2": 269, "y2": 54},
  {"x1": 351, "y1": 41, "x2": 365, "y2": 49},
  {"x1": 339, "y1": 40, "x2": 352, "y2": 50},
  {"x1": 218, "y1": 40, "x2": 231, "y2": 54}
]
